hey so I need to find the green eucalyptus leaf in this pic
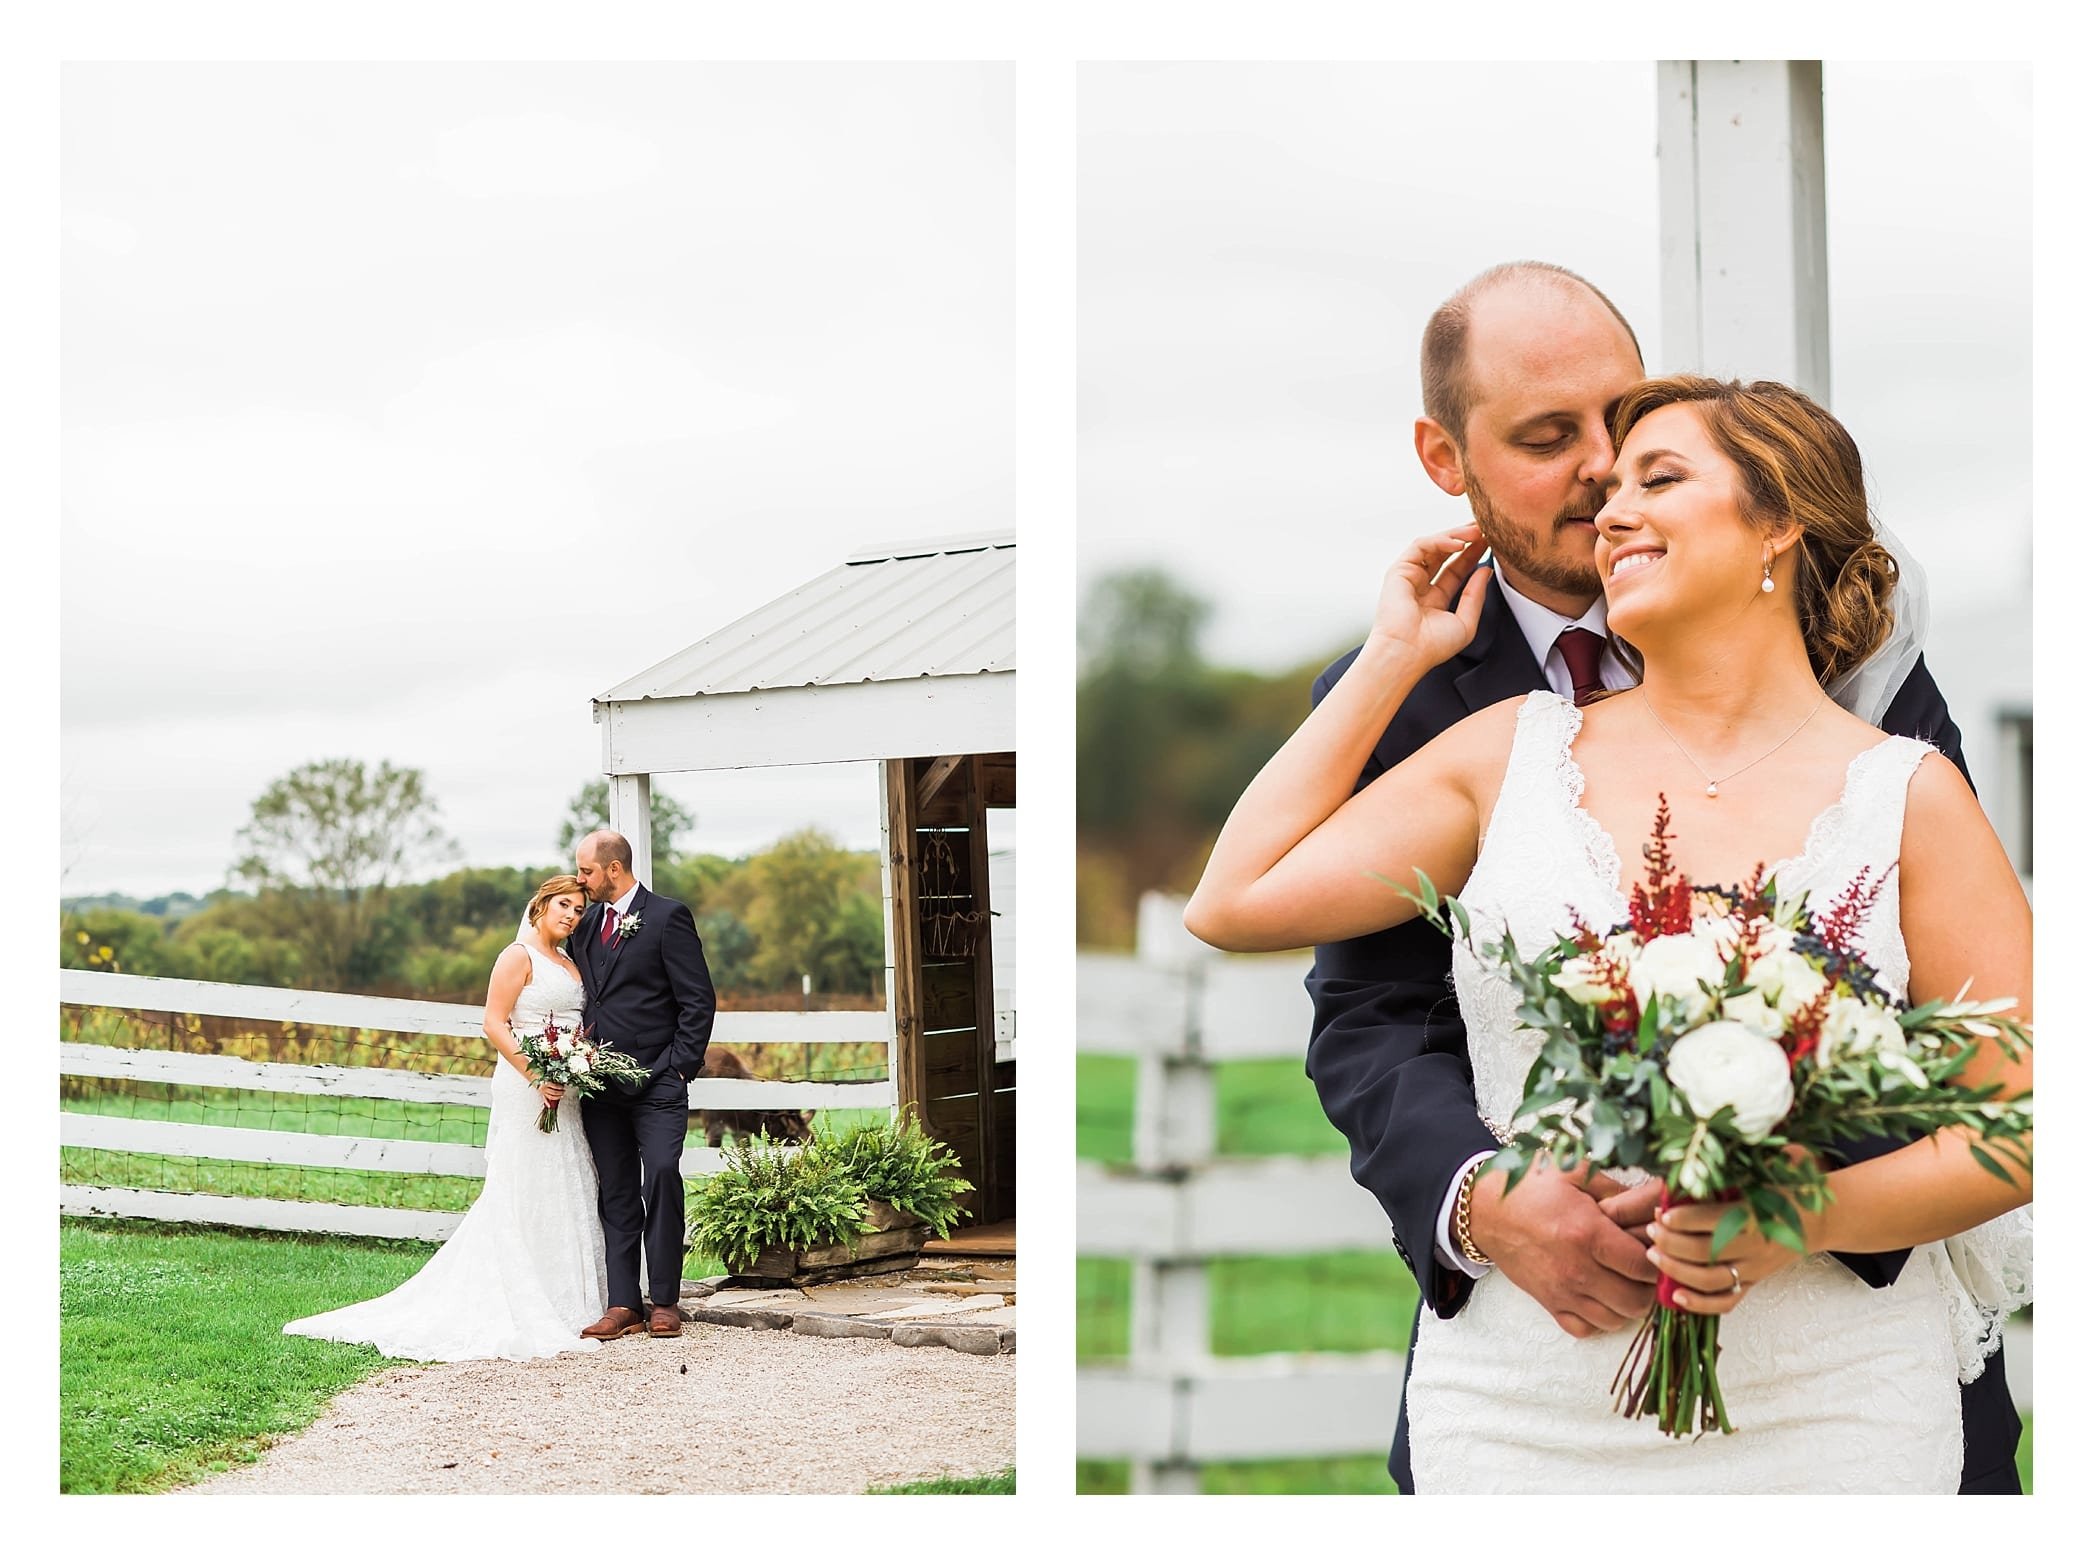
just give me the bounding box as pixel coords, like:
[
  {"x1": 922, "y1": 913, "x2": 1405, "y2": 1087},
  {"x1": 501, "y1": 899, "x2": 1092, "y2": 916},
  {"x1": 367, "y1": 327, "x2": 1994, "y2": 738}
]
[{"x1": 1710, "y1": 1204, "x2": 1751, "y2": 1259}]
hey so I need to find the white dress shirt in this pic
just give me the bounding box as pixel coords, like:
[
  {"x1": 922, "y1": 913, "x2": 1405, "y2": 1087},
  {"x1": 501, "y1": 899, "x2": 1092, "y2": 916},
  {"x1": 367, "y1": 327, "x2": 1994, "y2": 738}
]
[
  {"x1": 601, "y1": 881, "x2": 642, "y2": 939},
  {"x1": 1433, "y1": 577, "x2": 1635, "y2": 1275}
]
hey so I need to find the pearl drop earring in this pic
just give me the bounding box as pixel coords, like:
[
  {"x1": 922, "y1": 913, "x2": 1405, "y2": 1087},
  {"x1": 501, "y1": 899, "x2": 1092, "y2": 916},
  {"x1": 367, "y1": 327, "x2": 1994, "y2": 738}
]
[{"x1": 1761, "y1": 557, "x2": 1775, "y2": 594}]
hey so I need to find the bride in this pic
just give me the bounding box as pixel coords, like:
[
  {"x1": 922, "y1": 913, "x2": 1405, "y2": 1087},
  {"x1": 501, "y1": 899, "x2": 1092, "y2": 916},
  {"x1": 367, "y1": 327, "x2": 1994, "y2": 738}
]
[
  {"x1": 1185, "y1": 376, "x2": 2033, "y2": 1493},
  {"x1": 283, "y1": 875, "x2": 609, "y2": 1361}
]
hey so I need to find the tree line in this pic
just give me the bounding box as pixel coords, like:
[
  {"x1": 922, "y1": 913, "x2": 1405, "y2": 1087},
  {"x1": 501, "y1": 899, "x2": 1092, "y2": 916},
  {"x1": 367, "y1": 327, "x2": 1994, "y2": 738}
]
[
  {"x1": 1077, "y1": 568, "x2": 1340, "y2": 948},
  {"x1": 60, "y1": 764, "x2": 885, "y2": 1004}
]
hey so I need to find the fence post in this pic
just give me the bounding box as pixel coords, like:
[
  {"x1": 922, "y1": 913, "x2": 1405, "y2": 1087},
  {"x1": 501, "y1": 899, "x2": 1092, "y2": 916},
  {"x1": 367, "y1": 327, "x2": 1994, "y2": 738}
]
[{"x1": 1127, "y1": 893, "x2": 1216, "y2": 1494}]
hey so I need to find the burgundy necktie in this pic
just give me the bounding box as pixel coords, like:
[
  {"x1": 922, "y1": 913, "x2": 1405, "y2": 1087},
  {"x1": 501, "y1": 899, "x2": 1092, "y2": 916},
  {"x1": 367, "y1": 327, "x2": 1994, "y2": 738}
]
[
  {"x1": 1557, "y1": 627, "x2": 1609, "y2": 707},
  {"x1": 599, "y1": 908, "x2": 618, "y2": 947}
]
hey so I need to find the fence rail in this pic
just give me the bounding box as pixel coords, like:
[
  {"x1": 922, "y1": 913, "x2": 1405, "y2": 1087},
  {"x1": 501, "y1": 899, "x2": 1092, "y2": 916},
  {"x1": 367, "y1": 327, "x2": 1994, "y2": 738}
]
[
  {"x1": 1077, "y1": 895, "x2": 1399, "y2": 1493},
  {"x1": 60, "y1": 971, "x2": 897, "y2": 1242},
  {"x1": 60, "y1": 969, "x2": 891, "y2": 1044}
]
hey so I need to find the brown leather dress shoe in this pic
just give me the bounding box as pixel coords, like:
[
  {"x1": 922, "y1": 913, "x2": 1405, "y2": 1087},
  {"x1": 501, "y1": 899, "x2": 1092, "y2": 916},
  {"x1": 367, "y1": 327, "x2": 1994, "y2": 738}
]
[
  {"x1": 647, "y1": 1303, "x2": 684, "y2": 1338},
  {"x1": 581, "y1": 1306, "x2": 647, "y2": 1340}
]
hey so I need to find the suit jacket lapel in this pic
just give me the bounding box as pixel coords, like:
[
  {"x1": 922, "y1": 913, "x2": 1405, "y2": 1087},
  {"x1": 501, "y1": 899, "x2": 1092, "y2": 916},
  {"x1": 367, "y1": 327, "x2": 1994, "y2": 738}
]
[
  {"x1": 1453, "y1": 579, "x2": 1549, "y2": 714},
  {"x1": 574, "y1": 903, "x2": 604, "y2": 995}
]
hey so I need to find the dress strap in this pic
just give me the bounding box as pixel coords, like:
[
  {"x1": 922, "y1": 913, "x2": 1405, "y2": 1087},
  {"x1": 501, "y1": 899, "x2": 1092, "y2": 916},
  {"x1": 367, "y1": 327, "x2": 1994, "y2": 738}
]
[{"x1": 1797, "y1": 735, "x2": 1933, "y2": 883}]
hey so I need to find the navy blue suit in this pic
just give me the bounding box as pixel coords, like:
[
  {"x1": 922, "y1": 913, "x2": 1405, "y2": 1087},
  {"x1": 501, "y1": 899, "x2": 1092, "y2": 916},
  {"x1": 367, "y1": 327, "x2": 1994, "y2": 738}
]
[
  {"x1": 1303, "y1": 581, "x2": 2020, "y2": 1492},
  {"x1": 573, "y1": 886, "x2": 716, "y2": 1311}
]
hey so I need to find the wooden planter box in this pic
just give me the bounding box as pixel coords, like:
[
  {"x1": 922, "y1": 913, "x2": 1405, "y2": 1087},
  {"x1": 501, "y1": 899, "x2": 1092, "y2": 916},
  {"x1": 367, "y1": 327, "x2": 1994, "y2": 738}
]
[{"x1": 725, "y1": 1201, "x2": 929, "y2": 1288}]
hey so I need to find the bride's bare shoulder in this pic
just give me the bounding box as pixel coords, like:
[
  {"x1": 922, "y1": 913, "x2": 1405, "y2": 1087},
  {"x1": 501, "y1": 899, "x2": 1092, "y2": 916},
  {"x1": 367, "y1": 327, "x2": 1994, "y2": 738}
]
[{"x1": 1903, "y1": 747, "x2": 1985, "y2": 828}]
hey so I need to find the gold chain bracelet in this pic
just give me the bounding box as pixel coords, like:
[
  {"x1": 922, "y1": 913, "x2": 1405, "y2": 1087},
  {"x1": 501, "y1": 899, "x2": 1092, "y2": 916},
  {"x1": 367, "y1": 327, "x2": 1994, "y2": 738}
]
[{"x1": 1453, "y1": 1158, "x2": 1493, "y2": 1267}]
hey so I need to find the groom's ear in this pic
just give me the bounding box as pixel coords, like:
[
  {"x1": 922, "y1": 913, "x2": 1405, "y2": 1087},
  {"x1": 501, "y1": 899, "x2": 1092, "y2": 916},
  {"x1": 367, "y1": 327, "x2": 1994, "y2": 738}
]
[{"x1": 1415, "y1": 416, "x2": 1467, "y2": 497}]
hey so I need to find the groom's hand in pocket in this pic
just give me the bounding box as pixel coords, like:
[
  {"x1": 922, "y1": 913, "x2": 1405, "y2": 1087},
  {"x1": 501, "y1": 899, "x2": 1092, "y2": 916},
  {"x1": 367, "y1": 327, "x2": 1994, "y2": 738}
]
[{"x1": 1466, "y1": 1162, "x2": 1660, "y2": 1338}]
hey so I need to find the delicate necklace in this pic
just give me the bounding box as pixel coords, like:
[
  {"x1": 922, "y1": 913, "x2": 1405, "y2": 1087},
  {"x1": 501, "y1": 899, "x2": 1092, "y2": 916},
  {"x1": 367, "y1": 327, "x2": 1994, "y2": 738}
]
[{"x1": 1639, "y1": 690, "x2": 1827, "y2": 799}]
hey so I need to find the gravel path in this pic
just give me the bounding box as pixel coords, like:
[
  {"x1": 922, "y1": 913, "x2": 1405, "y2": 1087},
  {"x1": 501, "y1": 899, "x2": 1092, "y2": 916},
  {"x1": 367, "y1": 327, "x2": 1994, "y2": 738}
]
[{"x1": 185, "y1": 1325, "x2": 1014, "y2": 1494}]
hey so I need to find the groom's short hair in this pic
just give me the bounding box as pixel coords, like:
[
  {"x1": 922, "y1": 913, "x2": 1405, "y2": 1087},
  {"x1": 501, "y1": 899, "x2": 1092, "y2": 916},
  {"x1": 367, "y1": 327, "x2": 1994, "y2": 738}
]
[
  {"x1": 582, "y1": 829, "x2": 634, "y2": 872},
  {"x1": 1420, "y1": 261, "x2": 1642, "y2": 451}
]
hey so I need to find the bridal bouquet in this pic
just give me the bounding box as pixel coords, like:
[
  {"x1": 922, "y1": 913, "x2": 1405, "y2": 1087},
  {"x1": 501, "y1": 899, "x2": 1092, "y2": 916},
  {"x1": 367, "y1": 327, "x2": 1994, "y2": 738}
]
[
  {"x1": 514, "y1": 1018, "x2": 652, "y2": 1133},
  {"x1": 1400, "y1": 799, "x2": 2032, "y2": 1438}
]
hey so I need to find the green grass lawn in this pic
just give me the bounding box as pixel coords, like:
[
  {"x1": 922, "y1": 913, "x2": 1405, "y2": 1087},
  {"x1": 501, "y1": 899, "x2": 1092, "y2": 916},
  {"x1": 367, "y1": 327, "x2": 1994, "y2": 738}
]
[
  {"x1": 60, "y1": 1218, "x2": 437, "y2": 1492},
  {"x1": 871, "y1": 1466, "x2": 1015, "y2": 1494},
  {"x1": 1077, "y1": 1052, "x2": 2033, "y2": 1493}
]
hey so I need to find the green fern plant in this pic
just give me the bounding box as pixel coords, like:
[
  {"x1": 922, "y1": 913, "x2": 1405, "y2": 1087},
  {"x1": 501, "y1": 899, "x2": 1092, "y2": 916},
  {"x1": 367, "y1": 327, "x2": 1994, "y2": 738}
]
[
  {"x1": 685, "y1": 1133, "x2": 875, "y2": 1271},
  {"x1": 811, "y1": 1108, "x2": 973, "y2": 1240}
]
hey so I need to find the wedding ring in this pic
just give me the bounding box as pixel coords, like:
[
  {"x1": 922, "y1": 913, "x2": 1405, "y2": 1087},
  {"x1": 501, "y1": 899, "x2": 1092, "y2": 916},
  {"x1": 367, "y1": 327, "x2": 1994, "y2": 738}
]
[{"x1": 1726, "y1": 1264, "x2": 1743, "y2": 1295}]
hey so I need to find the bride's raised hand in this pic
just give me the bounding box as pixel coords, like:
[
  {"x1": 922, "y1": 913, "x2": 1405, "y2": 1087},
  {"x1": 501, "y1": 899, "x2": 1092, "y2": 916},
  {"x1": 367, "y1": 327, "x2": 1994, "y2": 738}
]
[{"x1": 1365, "y1": 523, "x2": 1492, "y2": 672}]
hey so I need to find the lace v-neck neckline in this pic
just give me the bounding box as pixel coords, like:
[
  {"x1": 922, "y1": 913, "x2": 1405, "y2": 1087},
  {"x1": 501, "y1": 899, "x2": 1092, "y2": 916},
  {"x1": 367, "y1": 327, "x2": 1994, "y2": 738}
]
[
  {"x1": 1549, "y1": 694, "x2": 1897, "y2": 919},
  {"x1": 522, "y1": 941, "x2": 584, "y2": 989}
]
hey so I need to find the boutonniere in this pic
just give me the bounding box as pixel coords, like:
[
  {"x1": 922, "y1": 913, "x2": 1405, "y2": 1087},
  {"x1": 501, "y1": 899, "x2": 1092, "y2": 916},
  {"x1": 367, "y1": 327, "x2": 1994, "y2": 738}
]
[{"x1": 617, "y1": 912, "x2": 643, "y2": 942}]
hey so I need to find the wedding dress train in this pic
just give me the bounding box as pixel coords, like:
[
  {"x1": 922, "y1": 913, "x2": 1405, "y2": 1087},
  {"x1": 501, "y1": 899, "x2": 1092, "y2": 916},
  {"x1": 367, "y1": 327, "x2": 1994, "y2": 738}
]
[
  {"x1": 283, "y1": 942, "x2": 609, "y2": 1362},
  {"x1": 1403, "y1": 692, "x2": 2031, "y2": 1494}
]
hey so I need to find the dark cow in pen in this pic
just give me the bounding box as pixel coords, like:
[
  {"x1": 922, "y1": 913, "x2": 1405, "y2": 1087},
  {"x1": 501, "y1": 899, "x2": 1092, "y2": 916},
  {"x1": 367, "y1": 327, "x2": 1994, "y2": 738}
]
[{"x1": 693, "y1": 1046, "x2": 815, "y2": 1148}]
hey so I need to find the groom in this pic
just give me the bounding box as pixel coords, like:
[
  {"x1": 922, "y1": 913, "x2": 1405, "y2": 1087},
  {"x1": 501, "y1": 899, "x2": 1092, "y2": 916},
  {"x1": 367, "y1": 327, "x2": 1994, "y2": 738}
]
[
  {"x1": 572, "y1": 828, "x2": 717, "y2": 1340},
  {"x1": 1306, "y1": 261, "x2": 2021, "y2": 1492}
]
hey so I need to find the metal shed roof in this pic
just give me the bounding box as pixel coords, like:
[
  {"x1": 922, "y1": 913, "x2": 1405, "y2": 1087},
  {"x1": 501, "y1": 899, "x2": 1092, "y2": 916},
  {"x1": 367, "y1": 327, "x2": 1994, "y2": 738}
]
[
  {"x1": 592, "y1": 531, "x2": 1016, "y2": 775},
  {"x1": 600, "y1": 531, "x2": 1014, "y2": 704}
]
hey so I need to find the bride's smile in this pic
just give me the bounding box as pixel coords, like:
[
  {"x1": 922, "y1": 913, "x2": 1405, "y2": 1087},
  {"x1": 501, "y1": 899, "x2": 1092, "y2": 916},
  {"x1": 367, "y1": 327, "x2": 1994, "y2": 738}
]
[{"x1": 1594, "y1": 401, "x2": 1789, "y2": 650}]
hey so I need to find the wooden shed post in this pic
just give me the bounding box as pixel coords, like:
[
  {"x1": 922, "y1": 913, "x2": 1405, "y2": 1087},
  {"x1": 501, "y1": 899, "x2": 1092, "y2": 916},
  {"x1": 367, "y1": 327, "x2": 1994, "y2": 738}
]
[
  {"x1": 883, "y1": 759, "x2": 928, "y2": 1125},
  {"x1": 1658, "y1": 60, "x2": 1830, "y2": 401},
  {"x1": 609, "y1": 772, "x2": 654, "y2": 886},
  {"x1": 964, "y1": 756, "x2": 1008, "y2": 1219}
]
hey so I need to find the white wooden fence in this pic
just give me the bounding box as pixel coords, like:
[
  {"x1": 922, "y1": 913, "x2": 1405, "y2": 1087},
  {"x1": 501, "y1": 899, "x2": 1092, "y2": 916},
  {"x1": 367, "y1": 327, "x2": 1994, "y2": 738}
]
[
  {"x1": 1076, "y1": 894, "x2": 2033, "y2": 1493},
  {"x1": 1077, "y1": 896, "x2": 1402, "y2": 1493},
  {"x1": 59, "y1": 969, "x2": 895, "y2": 1242}
]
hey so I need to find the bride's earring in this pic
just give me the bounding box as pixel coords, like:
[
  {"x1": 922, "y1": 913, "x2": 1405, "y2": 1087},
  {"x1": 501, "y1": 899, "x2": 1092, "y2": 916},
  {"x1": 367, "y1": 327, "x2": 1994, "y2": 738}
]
[{"x1": 1760, "y1": 553, "x2": 1775, "y2": 594}]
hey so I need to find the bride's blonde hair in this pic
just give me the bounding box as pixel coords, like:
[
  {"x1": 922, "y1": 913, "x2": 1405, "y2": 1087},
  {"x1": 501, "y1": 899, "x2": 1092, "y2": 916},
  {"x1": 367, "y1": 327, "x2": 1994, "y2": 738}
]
[
  {"x1": 1610, "y1": 376, "x2": 1896, "y2": 688},
  {"x1": 526, "y1": 874, "x2": 587, "y2": 927}
]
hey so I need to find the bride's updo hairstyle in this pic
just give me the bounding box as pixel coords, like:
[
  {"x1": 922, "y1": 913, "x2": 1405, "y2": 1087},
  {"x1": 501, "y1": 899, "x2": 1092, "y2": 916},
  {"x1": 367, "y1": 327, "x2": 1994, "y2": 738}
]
[
  {"x1": 526, "y1": 874, "x2": 586, "y2": 926},
  {"x1": 1609, "y1": 376, "x2": 1896, "y2": 688}
]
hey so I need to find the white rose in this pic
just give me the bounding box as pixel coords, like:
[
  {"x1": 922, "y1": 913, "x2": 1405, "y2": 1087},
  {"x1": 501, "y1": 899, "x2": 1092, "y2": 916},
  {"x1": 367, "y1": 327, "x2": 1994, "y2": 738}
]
[
  {"x1": 1628, "y1": 933, "x2": 1727, "y2": 1023},
  {"x1": 1721, "y1": 989, "x2": 1786, "y2": 1041},
  {"x1": 568, "y1": 1052, "x2": 592, "y2": 1076},
  {"x1": 1744, "y1": 946, "x2": 1828, "y2": 1018},
  {"x1": 1818, "y1": 997, "x2": 1907, "y2": 1065},
  {"x1": 1666, "y1": 1020, "x2": 1794, "y2": 1141},
  {"x1": 1691, "y1": 912, "x2": 1745, "y2": 961},
  {"x1": 554, "y1": 1032, "x2": 574, "y2": 1056},
  {"x1": 1753, "y1": 924, "x2": 1797, "y2": 956},
  {"x1": 1551, "y1": 954, "x2": 1618, "y2": 1006}
]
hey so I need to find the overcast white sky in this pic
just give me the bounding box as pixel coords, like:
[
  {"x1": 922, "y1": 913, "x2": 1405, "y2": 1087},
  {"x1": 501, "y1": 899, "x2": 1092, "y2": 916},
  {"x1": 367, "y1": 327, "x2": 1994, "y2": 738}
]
[
  {"x1": 1079, "y1": 61, "x2": 2032, "y2": 672},
  {"x1": 61, "y1": 62, "x2": 1013, "y2": 898}
]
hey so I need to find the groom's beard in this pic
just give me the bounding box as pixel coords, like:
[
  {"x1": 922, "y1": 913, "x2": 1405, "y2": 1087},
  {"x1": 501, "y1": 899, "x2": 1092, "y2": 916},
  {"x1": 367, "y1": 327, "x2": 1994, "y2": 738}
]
[{"x1": 1464, "y1": 468, "x2": 1606, "y2": 600}]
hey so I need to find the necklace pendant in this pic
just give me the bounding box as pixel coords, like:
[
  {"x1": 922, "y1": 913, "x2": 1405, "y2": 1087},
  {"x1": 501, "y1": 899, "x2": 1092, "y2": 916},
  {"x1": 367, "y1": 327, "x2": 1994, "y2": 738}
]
[{"x1": 1705, "y1": 781, "x2": 1719, "y2": 798}]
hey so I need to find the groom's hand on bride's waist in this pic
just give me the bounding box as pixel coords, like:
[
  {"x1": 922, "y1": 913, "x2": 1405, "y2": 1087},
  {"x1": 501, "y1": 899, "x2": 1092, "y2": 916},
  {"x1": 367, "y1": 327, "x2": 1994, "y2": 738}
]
[{"x1": 1465, "y1": 1165, "x2": 1661, "y2": 1338}]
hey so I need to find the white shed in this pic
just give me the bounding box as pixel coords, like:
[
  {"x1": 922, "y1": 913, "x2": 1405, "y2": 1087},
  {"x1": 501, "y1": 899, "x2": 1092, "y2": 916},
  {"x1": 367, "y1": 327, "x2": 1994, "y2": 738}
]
[{"x1": 590, "y1": 530, "x2": 1017, "y2": 1227}]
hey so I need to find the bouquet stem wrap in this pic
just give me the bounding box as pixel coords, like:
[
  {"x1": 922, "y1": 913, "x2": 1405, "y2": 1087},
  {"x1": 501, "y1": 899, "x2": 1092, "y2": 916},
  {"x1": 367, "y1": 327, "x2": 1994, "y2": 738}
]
[{"x1": 1614, "y1": 1185, "x2": 1735, "y2": 1437}]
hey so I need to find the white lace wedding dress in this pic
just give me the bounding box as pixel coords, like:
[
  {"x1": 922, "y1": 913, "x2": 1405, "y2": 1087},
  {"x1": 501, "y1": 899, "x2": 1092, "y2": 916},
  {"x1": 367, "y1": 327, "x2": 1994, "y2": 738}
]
[
  {"x1": 283, "y1": 941, "x2": 609, "y2": 1361},
  {"x1": 1405, "y1": 693, "x2": 2032, "y2": 1494}
]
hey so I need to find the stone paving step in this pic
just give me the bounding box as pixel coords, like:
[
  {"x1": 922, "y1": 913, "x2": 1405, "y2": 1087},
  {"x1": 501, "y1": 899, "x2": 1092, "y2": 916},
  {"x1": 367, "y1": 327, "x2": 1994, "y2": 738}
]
[{"x1": 677, "y1": 1269, "x2": 1017, "y2": 1355}]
